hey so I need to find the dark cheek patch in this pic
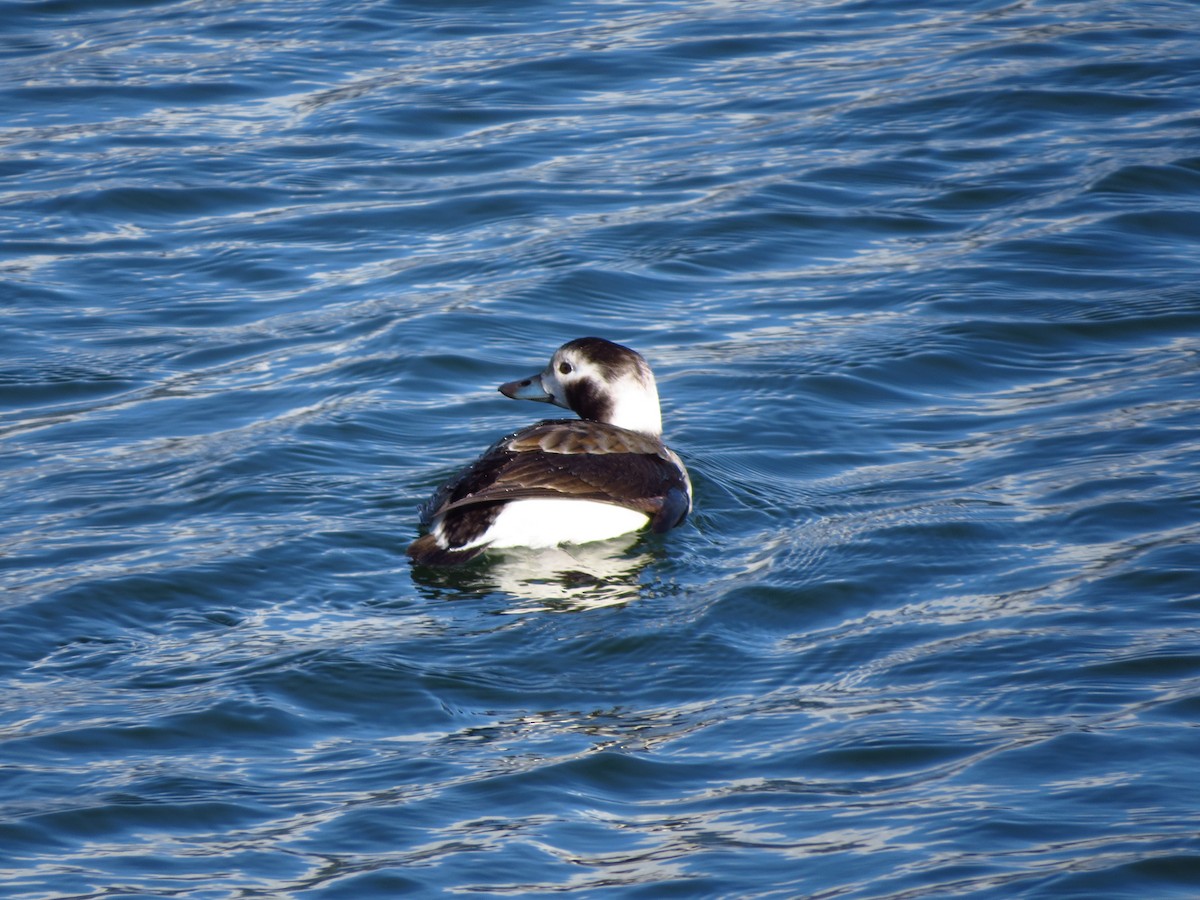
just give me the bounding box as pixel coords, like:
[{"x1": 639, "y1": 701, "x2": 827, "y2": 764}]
[{"x1": 565, "y1": 378, "x2": 614, "y2": 422}]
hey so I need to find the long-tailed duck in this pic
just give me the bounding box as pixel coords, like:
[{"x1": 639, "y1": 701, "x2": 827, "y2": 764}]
[{"x1": 407, "y1": 337, "x2": 692, "y2": 566}]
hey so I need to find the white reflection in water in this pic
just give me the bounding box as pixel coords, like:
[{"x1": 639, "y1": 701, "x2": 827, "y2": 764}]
[{"x1": 426, "y1": 534, "x2": 656, "y2": 612}]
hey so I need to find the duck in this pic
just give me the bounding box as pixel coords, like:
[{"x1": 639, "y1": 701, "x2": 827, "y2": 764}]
[{"x1": 407, "y1": 337, "x2": 692, "y2": 566}]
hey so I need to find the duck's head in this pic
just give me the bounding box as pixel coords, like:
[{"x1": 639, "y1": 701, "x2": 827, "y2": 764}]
[{"x1": 499, "y1": 337, "x2": 664, "y2": 435}]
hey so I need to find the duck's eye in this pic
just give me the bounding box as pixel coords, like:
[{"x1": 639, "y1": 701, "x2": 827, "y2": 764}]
[{"x1": 558, "y1": 361, "x2": 573, "y2": 375}]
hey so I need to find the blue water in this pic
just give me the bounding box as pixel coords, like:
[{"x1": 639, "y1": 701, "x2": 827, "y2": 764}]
[{"x1": 4, "y1": 0, "x2": 1200, "y2": 896}]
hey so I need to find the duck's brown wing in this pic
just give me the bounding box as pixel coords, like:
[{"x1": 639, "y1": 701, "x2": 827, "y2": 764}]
[{"x1": 420, "y1": 419, "x2": 690, "y2": 533}]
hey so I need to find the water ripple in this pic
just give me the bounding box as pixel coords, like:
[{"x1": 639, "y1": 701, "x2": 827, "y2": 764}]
[{"x1": 4, "y1": 0, "x2": 1200, "y2": 897}]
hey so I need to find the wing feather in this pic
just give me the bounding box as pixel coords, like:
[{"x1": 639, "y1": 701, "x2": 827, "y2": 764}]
[{"x1": 422, "y1": 420, "x2": 689, "y2": 525}]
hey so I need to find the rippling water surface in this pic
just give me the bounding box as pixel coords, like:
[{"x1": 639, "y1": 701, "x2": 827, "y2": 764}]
[{"x1": 4, "y1": 0, "x2": 1200, "y2": 896}]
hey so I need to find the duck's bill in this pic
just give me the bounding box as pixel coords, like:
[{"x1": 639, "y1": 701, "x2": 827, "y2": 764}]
[{"x1": 499, "y1": 373, "x2": 553, "y2": 402}]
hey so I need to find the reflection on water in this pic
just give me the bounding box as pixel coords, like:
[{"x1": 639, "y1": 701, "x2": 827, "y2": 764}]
[{"x1": 411, "y1": 534, "x2": 654, "y2": 611}]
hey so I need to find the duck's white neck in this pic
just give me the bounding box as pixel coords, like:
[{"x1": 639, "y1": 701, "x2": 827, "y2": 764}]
[{"x1": 605, "y1": 375, "x2": 663, "y2": 435}]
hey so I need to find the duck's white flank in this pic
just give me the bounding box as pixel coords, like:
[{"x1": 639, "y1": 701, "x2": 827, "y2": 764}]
[{"x1": 474, "y1": 498, "x2": 650, "y2": 550}]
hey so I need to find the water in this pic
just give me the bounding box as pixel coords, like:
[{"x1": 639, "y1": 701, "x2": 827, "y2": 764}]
[{"x1": 4, "y1": 0, "x2": 1200, "y2": 896}]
